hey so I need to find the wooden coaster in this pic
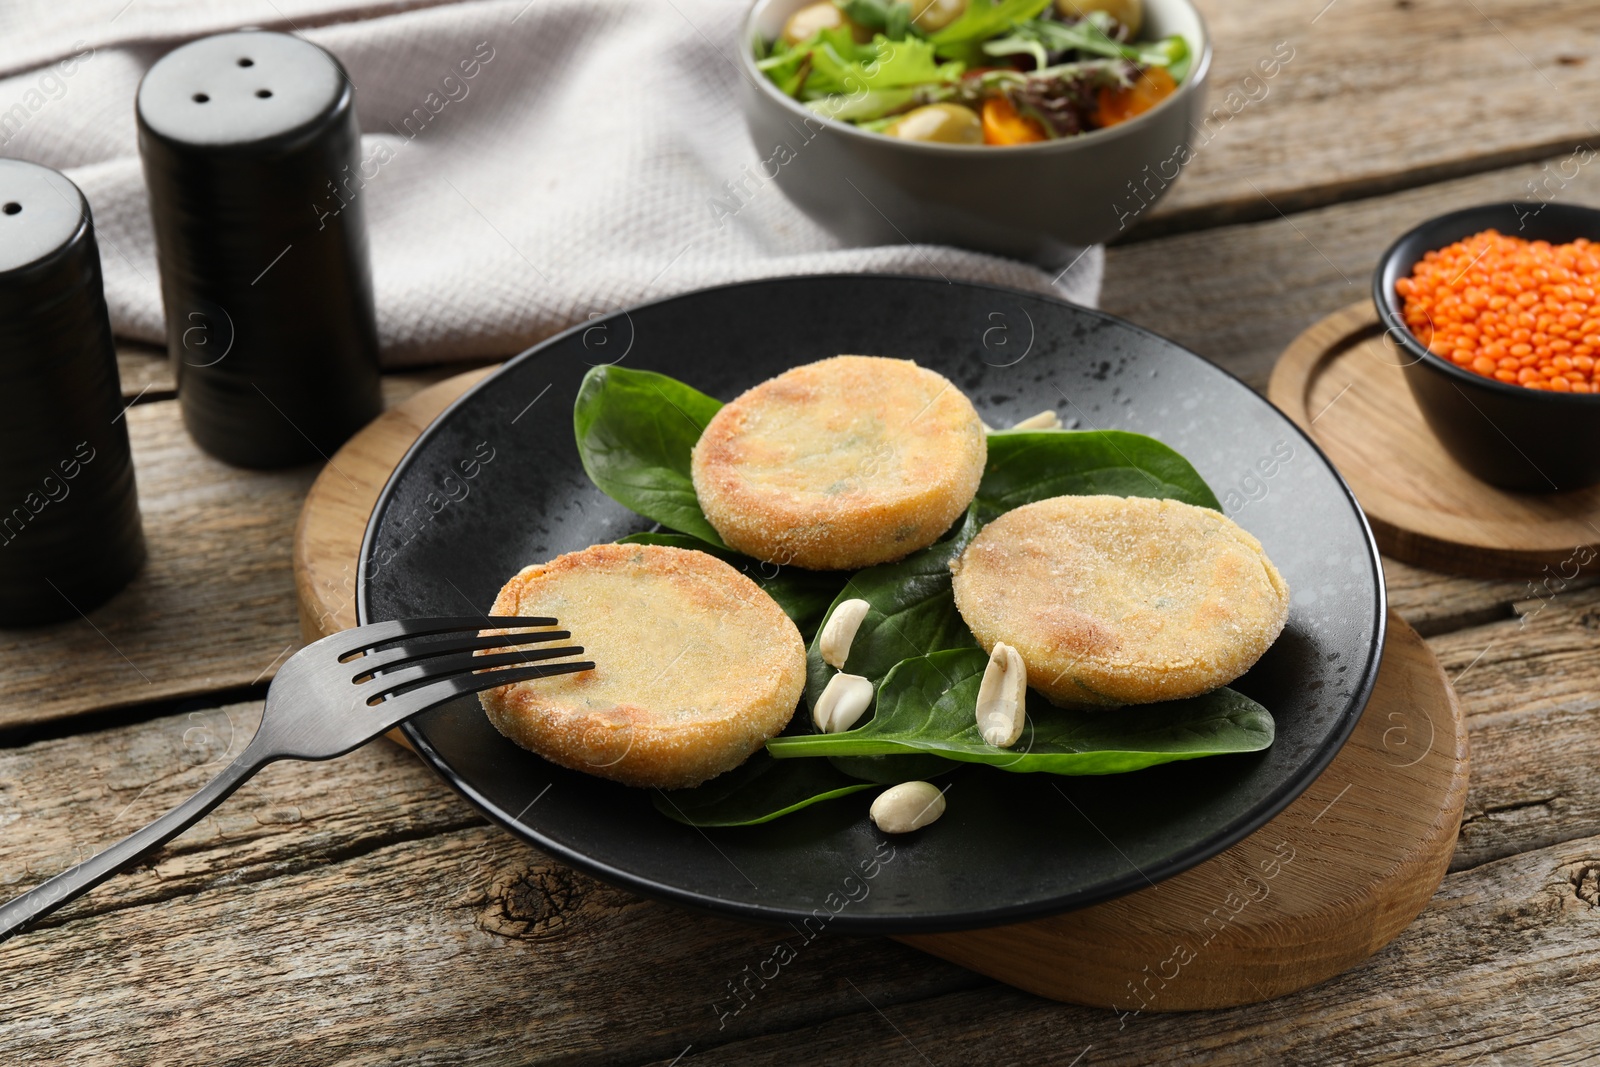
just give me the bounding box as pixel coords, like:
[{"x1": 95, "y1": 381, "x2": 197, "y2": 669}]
[
  {"x1": 1269, "y1": 302, "x2": 1600, "y2": 579},
  {"x1": 293, "y1": 368, "x2": 1469, "y2": 1011}
]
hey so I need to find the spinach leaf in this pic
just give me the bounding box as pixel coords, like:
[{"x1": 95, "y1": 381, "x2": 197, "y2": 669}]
[
  {"x1": 617, "y1": 532, "x2": 849, "y2": 642},
  {"x1": 771, "y1": 650, "x2": 1275, "y2": 774},
  {"x1": 573, "y1": 365, "x2": 726, "y2": 546},
  {"x1": 651, "y1": 752, "x2": 874, "y2": 827},
  {"x1": 977, "y1": 430, "x2": 1221, "y2": 523}
]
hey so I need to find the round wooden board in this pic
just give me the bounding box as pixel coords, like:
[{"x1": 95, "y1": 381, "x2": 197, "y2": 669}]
[
  {"x1": 1268, "y1": 302, "x2": 1600, "y2": 579},
  {"x1": 293, "y1": 367, "x2": 1469, "y2": 1011}
]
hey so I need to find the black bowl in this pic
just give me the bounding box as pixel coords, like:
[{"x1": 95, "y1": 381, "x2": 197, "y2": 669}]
[{"x1": 1373, "y1": 201, "x2": 1600, "y2": 492}]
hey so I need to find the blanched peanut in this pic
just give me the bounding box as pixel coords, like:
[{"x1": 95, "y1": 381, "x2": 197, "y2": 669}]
[
  {"x1": 870, "y1": 781, "x2": 946, "y2": 833},
  {"x1": 820, "y1": 598, "x2": 871, "y2": 669},
  {"x1": 814, "y1": 672, "x2": 873, "y2": 733},
  {"x1": 976, "y1": 642, "x2": 1027, "y2": 748}
]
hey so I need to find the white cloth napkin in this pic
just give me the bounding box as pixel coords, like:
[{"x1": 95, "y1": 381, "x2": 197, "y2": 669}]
[{"x1": 0, "y1": 0, "x2": 1102, "y2": 366}]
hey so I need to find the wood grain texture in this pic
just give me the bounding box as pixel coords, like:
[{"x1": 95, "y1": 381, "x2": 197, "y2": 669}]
[
  {"x1": 660, "y1": 825, "x2": 1600, "y2": 1066},
  {"x1": 1268, "y1": 303, "x2": 1600, "y2": 578},
  {"x1": 1382, "y1": 555, "x2": 1551, "y2": 637},
  {"x1": 1432, "y1": 583, "x2": 1600, "y2": 872},
  {"x1": 0, "y1": 702, "x2": 987, "y2": 1067},
  {"x1": 0, "y1": 597, "x2": 1580, "y2": 1063},
  {"x1": 1103, "y1": 151, "x2": 1600, "y2": 390},
  {"x1": 0, "y1": 700, "x2": 483, "y2": 927},
  {"x1": 5, "y1": 629, "x2": 1597, "y2": 1065},
  {"x1": 292, "y1": 368, "x2": 1468, "y2": 1011},
  {"x1": 1140, "y1": 0, "x2": 1600, "y2": 236}
]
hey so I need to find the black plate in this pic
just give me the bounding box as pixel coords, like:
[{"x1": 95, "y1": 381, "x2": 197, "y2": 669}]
[{"x1": 359, "y1": 275, "x2": 1385, "y2": 934}]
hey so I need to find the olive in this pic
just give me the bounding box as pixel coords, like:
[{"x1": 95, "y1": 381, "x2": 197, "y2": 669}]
[
  {"x1": 1054, "y1": 0, "x2": 1143, "y2": 38},
  {"x1": 885, "y1": 103, "x2": 983, "y2": 144},
  {"x1": 910, "y1": 0, "x2": 968, "y2": 33},
  {"x1": 781, "y1": 2, "x2": 870, "y2": 45}
]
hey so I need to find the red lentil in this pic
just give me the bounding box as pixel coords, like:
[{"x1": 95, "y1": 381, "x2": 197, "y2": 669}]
[{"x1": 1396, "y1": 229, "x2": 1600, "y2": 393}]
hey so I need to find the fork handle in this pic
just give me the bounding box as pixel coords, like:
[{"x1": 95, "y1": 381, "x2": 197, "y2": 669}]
[{"x1": 0, "y1": 743, "x2": 272, "y2": 944}]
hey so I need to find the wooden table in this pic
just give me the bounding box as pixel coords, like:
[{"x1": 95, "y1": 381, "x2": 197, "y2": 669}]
[{"x1": 6, "y1": 2, "x2": 1600, "y2": 1062}]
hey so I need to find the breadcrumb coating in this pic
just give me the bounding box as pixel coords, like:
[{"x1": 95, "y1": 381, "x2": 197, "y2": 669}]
[
  {"x1": 478, "y1": 543, "x2": 805, "y2": 788},
  {"x1": 950, "y1": 495, "x2": 1290, "y2": 707},
  {"x1": 691, "y1": 355, "x2": 986, "y2": 570}
]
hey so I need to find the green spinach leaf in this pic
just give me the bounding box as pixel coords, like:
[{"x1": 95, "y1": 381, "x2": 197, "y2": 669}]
[
  {"x1": 977, "y1": 430, "x2": 1221, "y2": 522},
  {"x1": 617, "y1": 531, "x2": 849, "y2": 642},
  {"x1": 572, "y1": 365, "x2": 726, "y2": 546},
  {"x1": 651, "y1": 752, "x2": 874, "y2": 827},
  {"x1": 772, "y1": 650, "x2": 1275, "y2": 774}
]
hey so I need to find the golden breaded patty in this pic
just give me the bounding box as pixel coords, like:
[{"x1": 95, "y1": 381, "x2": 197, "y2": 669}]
[
  {"x1": 691, "y1": 355, "x2": 986, "y2": 570},
  {"x1": 950, "y1": 495, "x2": 1290, "y2": 707},
  {"x1": 478, "y1": 543, "x2": 805, "y2": 788}
]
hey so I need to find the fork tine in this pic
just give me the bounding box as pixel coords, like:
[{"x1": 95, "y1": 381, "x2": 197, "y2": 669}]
[
  {"x1": 443, "y1": 659, "x2": 597, "y2": 696},
  {"x1": 378, "y1": 659, "x2": 597, "y2": 724},
  {"x1": 342, "y1": 615, "x2": 560, "y2": 655},
  {"x1": 353, "y1": 630, "x2": 573, "y2": 679},
  {"x1": 364, "y1": 645, "x2": 588, "y2": 700}
]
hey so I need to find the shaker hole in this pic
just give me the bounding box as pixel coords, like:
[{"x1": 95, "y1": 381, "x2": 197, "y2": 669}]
[
  {"x1": 3, "y1": 202, "x2": 20, "y2": 216},
  {"x1": 238, "y1": 57, "x2": 254, "y2": 67},
  {"x1": 193, "y1": 92, "x2": 210, "y2": 103},
  {"x1": 256, "y1": 89, "x2": 273, "y2": 98}
]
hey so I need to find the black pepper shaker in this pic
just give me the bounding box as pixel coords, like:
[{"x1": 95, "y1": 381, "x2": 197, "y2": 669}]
[
  {"x1": 137, "y1": 30, "x2": 382, "y2": 469},
  {"x1": 0, "y1": 160, "x2": 145, "y2": 625}
]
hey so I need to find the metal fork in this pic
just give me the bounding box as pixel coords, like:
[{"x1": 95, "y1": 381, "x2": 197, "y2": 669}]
[{"x1": 0, "y1": 616, "x2": 592, "y2": 945}]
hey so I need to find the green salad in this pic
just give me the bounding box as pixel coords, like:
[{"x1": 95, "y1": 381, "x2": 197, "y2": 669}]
[
  {"x1": 756, "y1": 0, "x2": 1190, "y2": 144},
  {"x1": 572, "y1": 364, "x2": 1274, "y2": 829}
]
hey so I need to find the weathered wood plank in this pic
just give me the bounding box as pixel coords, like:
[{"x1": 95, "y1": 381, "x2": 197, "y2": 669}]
[
  {"x1": 0, "y1": 701, "x2": 483, "y2": 922},
  {"x1": 4, "y1": 748, "x2": 1595, "y2": 1067},
  {"x1": 1430, "y1": 583, "x2": 1600, "y2": 872},
  {"x1": 0, "y1": 819, "x2": 986, "y2": 1067},
  {"x1": 1142, "y1": 0, "x2": 1600, "y2": 235},
  {"x1": 1103, "y1": 150, "x2": 1600, "y2": 390},
  {"x1": 1381, "y1": 556, "x2": 1540, "y2": 637},
  {"x1": 0, "y1": 699, "x2": 980, "y2": 1067},
  {"x1": 0, "y1": 611, "x2": 1592, "y2": 1065},
  {"x1": 655, "y1": 835, "x2": 1600, "y2": 1066}
]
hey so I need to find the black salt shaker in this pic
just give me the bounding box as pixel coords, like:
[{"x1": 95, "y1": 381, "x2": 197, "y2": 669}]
[
  {"x1": 137, "y1": 30, "x2": 382, "y2": 469},
  {"x1": 0, "y1": 160, "x2": 145, "y2": 625}
]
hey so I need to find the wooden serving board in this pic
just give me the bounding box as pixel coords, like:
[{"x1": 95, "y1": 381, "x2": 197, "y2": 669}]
[
  {"x1": 1268, "y1": 302, "x2": 1600, "y2": 579},
  {"x1": 292, "y1": 368, "x2": 1469, "y2": 1011}
]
